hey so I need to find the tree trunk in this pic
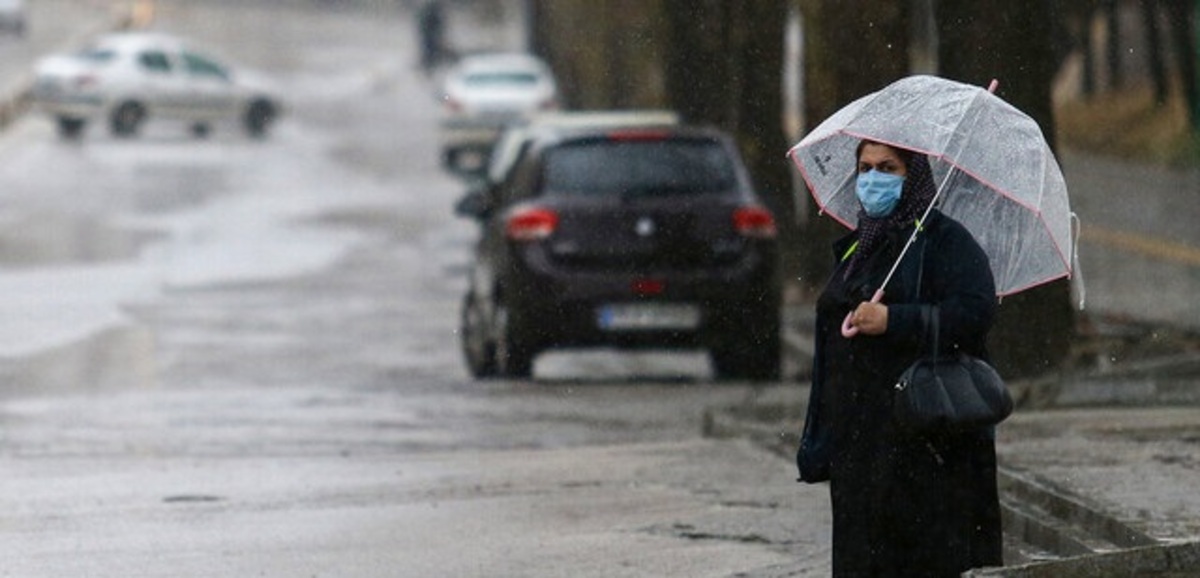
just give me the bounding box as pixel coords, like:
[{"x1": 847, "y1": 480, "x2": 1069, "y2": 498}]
[
  {"x1": 935, "y1": 0, "x2": 1076, "y2": 379},
  {"x1": 528, "y1": 0, "x2": 666, "y2": 110},
  {"x1": 1164, "y1": 0, "x2": 1199, "y2": 126},
  {"x1": 1082, "y1": 6, "x2": 1097, "y2": 97},
  {"x1": 1106, "y1": 0, "x2": 1123, "y2": 90},
  {"x1": 1055, "y1": 1, "x2": 1099, "y2": 99},
  {"x1": 1143, "y1": 0, "x2": 1170, "y2": 106},
  {"x1": 663, "y1": 0, "x2": 731, "y2": 125}
]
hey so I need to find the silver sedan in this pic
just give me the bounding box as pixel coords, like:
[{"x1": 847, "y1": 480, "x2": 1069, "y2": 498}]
[{"x1": 30, "y1": 31, "x2": 282, "y2": 139}]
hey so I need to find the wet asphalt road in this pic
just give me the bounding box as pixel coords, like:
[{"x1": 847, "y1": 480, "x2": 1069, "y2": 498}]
[
  {"x1": 1, "y1": 2, "x2": 1197, "y2": 577},
  {"x1": 0, "y1": 2, "x2": 827, "y2": 576}
]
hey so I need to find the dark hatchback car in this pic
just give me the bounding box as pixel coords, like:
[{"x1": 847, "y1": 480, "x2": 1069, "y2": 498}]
[{"x1": 453, "y1": 116, "x2": 781, "y2": 380}]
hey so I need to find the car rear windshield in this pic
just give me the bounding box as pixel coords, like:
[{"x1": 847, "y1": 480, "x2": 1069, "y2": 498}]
[
  {"x1": 541, "y1": 137, "x2": 738, "y2": 197},
  {"x1": 465, "y1": 72, "x2": 540, "y2": 87},
  {"x1": 76, "y1": 49, "x2": 117, "y2": 64}
]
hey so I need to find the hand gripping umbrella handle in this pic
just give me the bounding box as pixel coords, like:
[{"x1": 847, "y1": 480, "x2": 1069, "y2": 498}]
[{"x1": 841, "y1": 289, "x2": 884, "y2": 338}]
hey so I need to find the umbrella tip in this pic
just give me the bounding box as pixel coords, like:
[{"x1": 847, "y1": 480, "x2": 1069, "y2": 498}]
[{"x1": 987, "y1": 79, "x2": 999, "y2": 93}]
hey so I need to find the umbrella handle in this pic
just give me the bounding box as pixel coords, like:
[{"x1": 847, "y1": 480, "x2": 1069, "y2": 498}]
[{"x1": 840, "y1": 289, "x2": 885, "y2": 338}]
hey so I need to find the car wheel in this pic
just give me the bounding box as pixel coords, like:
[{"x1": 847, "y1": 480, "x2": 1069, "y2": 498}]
[
  {"x1": 711, "y1": 311, "x2": 782, "y2": 382},
  {"x1": 460, "y1": 293, "x2": 498, "y2": 379},
  {"x1": 441, "y1": 147, "x2": 460, "y2": 171},
  {"x1": 191, "y1": 123, "x2": 211, "y2": 139},
  {"x1": 56, "y1": 117, "x2": 86, "y2": 140},
  {"x1": 110, "y1": 102, "x2": 145, "y2": 137},
  {"x1": 244, "y1": 99, "x2": 275, "y2": 138},
  {"x1": 494, "y1": 304, "x2": 535, "y2": 378}
]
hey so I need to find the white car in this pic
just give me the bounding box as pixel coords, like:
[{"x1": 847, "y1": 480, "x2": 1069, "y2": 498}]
[
  {"x1": 0, "y1": 0, "x2": 25, "y2": 35},
  {"x1": 438, "y1": 52, "x2": 559, "y2": 171},
  {"x1": 30, "y1": 32, "x2": 282, "y2": 139}
]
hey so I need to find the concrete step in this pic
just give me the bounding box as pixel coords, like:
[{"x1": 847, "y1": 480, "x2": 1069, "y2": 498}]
[{"x1": 996, "y1": 465, "x2": 1159, "y2": 566}]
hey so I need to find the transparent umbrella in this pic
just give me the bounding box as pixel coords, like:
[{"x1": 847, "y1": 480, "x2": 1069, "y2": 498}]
[{"x1": 789, "y1": 75, "x2": 1078, "y2": 303}]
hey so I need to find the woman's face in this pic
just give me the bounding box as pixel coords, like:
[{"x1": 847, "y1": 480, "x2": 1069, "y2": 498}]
[{"x1": 857, "y1": 143, "x2": 908, "y2": 177}]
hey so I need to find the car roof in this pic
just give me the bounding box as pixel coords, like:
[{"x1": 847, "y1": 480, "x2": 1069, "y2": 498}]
[
  {"x1": 453, "y1": 52, "x2": 550, "y2": 73},
  {"x1": 521, "y1": 110, "x2": 680, "y2": 132},
  {"x1": 486, "y1": 110, "x2": 707, "y2": 183},
  {"x1": 89, "y1": 32, "x2": 190, "y2": 53}
]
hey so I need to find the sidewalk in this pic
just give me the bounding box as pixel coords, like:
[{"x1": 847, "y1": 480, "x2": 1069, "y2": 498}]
[{"x1": 707, "y1": 301, "x2": 1200, "y2": 576}]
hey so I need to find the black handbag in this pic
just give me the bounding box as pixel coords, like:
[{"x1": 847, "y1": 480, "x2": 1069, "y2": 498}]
[
  {"x1": 893, "y1": 306, "x2": 1013, "y2": 433},
  {"x1": 796, "y1": 388, "x2": 831, "y2": 483}
]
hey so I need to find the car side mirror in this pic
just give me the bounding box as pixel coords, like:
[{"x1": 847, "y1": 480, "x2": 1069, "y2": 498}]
[
  {"x1": 443, "y1": 146, "x2": 491, "y2": 181},
  {"x1": 454, "y1": 188, "x2": 493, "y2": 220}
]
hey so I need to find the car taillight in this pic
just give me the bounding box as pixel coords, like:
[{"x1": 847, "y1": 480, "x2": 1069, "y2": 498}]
[
  {"x1": 733, "y1": 206, "x2": 777, "y2": 239},
  {"x1": 73, "y1": 74, "x2": 99, "y2": 89},
  {"x1": 506, "y1": 207, "x2": 559, "y2": 241},
  {"x1": 632, "y1": 278, "x2": 665, "y2": 296}
]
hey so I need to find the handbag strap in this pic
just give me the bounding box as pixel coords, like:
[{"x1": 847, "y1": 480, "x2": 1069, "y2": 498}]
[
  {"x1": 913, "y1": 231, "x2": 941, "y2": 356},
  {"x1": 930, "y1": 304, "x2": 940, "y2": 356},
  {"x1": 920, "y1": 304, "x2": 941, "y2": 357}
]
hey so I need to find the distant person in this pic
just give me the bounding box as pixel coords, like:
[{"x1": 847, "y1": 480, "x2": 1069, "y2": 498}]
[
  {"x1": 417, "y1": 0, "x2": 445, "y2": 73},
  {"x1": 796, "y1": 140, "x2": 1003, "y2": 576}
]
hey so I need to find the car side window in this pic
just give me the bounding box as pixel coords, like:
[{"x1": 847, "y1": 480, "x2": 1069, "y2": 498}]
[
  {"x1": 80, "y1": 49, "x2": 117, "y2": 64},
  {"x1": 496, "y1": 146, "x2": 540, "y2": 207},
  {"x1": 182, "y1": 51, "x2": 231, "y2": 81},
  {"x1": 487, "y1": 131, "x2": 528, "y2": 184},
  {"x1": 138, "y1": 51, "x2": 172, "y2": 74}
]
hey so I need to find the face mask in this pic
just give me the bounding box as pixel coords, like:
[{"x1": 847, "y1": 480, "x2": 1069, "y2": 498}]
[{"x1": 855, "y1": 170, "x2": 904, "y2": 218}]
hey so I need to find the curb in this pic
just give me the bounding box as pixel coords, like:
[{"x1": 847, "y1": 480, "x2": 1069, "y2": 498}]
[
  {"x1": 710, "y1": 306, "x2": 1200, "y2": 575},
  {"x1": 964, "y1": 540, "x2": 1200, "y2": 578},
  {"x1": 705, "y1": 401, "x2": 1200, "y2": 575},
  {"x1": 996, "y1": 466, "x2": 1159, "y2": 564}
]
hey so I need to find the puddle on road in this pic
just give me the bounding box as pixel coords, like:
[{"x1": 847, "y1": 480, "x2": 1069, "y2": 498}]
[
  {"x1": 0, "y1": 211, "x2": 159, "y2": 266},
  {"x1": 0, "y1": 324, "x2": 159, "y2": 399},
  {"x1": 0, "y1": 212, "x2": 162, "y2": 396},
  {"x1": 127, "y1": 163, "x2": 230, "y2": 214}
]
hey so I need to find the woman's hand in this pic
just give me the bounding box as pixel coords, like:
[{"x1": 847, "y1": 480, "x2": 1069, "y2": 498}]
[{"x1": 850, "y1": 301, "x2": 888, "y2": 335}]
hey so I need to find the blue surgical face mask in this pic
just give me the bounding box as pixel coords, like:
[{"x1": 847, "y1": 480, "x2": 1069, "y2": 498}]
[{"x1": 855, "y1": 170, "x2": 904, "y2": 218}]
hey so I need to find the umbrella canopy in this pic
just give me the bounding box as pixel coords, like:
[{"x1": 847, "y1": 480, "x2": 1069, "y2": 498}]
[{"x1": 788, "y1": 75, "x2": 1074, "y2": 297}]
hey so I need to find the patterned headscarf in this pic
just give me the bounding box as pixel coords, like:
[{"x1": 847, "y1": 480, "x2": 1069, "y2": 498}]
[{"x1": 844, "y1": 144, "x2": 937, "y2": 279}]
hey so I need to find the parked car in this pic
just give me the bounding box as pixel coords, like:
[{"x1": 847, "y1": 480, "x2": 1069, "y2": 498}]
[
  {"x1": 438, "y1": 52, "x2": 559, "y2": 173},
  {"x1": 30, "y1": 32, "x2": 281, "y2": 139},
  {"x1": 453, "y1": 112, "x2": 782, "y2": 380},
  {"x1": 0, "y1": 0, "x2": 25, "y2": 35}
]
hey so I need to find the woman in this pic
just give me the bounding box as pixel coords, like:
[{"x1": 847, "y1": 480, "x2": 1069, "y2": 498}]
[{"x1": 796, "y1": 140, "x2": 1003, "y2": 577}]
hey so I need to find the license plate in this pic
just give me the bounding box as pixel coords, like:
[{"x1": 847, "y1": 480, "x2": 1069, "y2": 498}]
[{"x1": 597, "y1": 303, "x2": 700, "y2": 331}]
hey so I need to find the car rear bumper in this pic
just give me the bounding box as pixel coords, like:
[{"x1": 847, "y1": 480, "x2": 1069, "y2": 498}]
[
  {"x1": 29, "y1": 87, "x2": 105, "y2": 119},
  {"x1": 440, "y1": 123, "x2": 503, "y2": 150},
  {"x1": 502, "y1": 248, "x2": 780, "y2": 350}
]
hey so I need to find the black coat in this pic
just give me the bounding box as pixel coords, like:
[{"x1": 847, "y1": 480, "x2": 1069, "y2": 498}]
[{"x1": 796, "y1": 210, "x2": 1003, "y2": 577}]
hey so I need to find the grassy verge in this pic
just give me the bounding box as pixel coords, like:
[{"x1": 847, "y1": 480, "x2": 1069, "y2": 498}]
[{"x1": 1056, "y1": 87, "x2": 1200, "y2": 168}]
